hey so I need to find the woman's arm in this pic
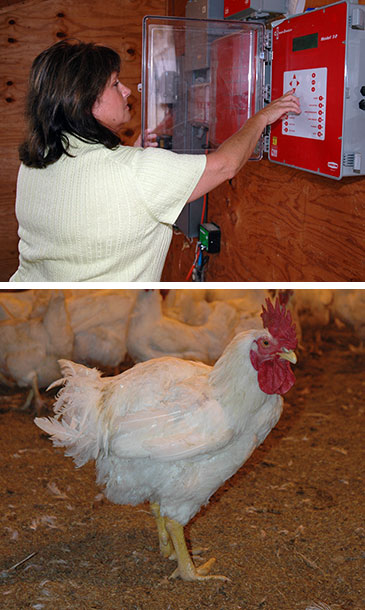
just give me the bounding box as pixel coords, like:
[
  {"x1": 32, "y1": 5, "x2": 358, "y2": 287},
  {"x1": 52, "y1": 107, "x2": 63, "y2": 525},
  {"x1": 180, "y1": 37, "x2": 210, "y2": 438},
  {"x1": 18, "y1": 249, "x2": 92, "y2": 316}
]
[{"x1": 187, "y1": 90, "x2": 301, "y2": 203}]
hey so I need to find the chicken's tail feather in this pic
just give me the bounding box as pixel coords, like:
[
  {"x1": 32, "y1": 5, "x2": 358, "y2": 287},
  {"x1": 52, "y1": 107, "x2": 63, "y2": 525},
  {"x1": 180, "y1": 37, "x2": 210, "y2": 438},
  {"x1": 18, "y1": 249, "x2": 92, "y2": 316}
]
[{"x1": 35, "y1": 359, "x2": 106, "y2": 467}]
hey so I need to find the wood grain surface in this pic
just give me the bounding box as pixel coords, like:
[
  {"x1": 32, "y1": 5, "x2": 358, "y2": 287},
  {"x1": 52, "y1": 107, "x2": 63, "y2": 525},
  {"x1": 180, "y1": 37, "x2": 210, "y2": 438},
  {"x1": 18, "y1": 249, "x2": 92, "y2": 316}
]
[{"x1": 162, "y1": 158, "x2": 365, "y2": 282}]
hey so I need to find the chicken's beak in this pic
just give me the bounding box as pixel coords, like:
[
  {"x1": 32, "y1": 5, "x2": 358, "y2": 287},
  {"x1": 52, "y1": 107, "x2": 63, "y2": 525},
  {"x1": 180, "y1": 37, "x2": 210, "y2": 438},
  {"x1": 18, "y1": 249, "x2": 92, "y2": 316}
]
[{"x1": 279, "y1": 349, "x2": 297, "y2": 364}]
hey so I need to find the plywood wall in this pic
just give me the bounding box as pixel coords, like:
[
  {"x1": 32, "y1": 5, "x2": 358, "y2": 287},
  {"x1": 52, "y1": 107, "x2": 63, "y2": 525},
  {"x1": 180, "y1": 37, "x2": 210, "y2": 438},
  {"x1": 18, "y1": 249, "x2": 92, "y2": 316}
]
[
  {"x1": 161, "y1": 0, "x2": 365, "y2": 282},
  {"x1": 162, "y1": 158, "x2": 365, "y2": 282},
  {"x1": 0, "y1": 0, "x2": 166, "y2": 281}
]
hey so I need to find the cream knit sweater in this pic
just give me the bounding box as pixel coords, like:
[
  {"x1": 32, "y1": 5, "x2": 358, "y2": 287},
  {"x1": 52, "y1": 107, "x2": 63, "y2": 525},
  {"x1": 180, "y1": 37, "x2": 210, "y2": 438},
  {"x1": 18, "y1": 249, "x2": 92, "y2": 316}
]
[{"x1": 10, "y1": 135, "x2": 206, "y2": 282}]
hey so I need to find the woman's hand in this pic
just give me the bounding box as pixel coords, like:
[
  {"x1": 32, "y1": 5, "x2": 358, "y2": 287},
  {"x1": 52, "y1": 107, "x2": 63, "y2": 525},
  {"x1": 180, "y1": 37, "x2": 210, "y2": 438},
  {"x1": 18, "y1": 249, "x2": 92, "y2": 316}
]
[
  {"x1": 258, "y1": 90, "x2": 301, "y2": 127},
  {"x1": 187, "y1": 90, "x2": 301, "y2": 203},
  {"x1": 134, "y1": 130, "x2": 158, "y2": 148}
]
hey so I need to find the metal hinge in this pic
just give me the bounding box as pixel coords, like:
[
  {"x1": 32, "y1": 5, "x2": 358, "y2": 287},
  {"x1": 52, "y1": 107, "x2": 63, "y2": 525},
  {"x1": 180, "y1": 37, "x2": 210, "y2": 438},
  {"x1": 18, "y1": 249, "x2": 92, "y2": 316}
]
[
  {"x1": 259, "y1": 49, "x2": 273, "y2": 62},
  {"x1": 259, "y1": 49, "x2": 269, "y2": 62},
  {"x1": 259, "y1": 31, "x2": 273, "y2": 63},
  {"x1": 263, "y1": 83, "x2": 271, "y2": 102},
  {"x1": 264, "y1": 30, "x2": 272, "y2": 52}
]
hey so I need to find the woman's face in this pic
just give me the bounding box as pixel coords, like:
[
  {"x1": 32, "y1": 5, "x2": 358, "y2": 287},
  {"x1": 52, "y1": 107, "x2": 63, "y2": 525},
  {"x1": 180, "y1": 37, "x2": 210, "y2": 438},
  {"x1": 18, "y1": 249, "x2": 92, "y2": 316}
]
[{"x1": 92, "y1": 71, "x2": 131, "y2": 133}]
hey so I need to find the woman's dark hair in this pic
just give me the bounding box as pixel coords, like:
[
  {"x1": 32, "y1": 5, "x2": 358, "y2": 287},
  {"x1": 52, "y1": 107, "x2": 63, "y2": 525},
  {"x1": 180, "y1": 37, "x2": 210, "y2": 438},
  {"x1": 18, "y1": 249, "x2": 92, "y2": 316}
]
[{"x1": 19, "y1": 40, "x2": 122, "y2": 168}]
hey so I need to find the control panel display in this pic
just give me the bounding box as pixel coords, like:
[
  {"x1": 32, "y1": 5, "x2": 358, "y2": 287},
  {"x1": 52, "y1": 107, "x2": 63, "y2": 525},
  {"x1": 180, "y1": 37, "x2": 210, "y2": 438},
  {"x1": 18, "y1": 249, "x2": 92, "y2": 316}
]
[{"x1": 292, "y1": 33, "x2": 318, "y2": 52}]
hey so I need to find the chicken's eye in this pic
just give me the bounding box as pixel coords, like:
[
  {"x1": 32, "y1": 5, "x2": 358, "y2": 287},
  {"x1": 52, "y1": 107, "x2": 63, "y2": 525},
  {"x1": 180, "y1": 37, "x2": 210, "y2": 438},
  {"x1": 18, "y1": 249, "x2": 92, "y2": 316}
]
[{"x1": 262, "y1": 339, "x2": 270, "y2": 347}]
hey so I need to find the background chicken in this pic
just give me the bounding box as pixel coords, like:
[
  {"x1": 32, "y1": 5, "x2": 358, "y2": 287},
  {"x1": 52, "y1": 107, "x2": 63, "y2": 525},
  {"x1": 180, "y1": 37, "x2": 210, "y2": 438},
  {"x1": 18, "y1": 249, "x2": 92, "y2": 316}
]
[
  {"x1": 162, "y1": 288, "x2": 267, "y2": 328},
  {"x1": 295, "y1": 289, "x2": 334, "y2": 328},
  {"x1": 294, "y1": 289, "x2": 333, "y2": 349},
  {"x1": 331, "y1": 289, "x2": 365, "y2": 342},
  {"x1": 126, "y1": 289, "x2": 237, "y2": 364},
  {"x1": 161, "y1": 288, "x2": 300, "y2": 349},
  {"x1": 64, "y1": 289, "x2": 137, "y2": 370},
  {"x1": 0, "y1": 290, "x2": 73, "y2": 413},
  {"x1": 35, "y1": 298, "x2": 297, "y2": 582},
  {"x1": 0, "y1": 289, "x2": 55, "y2": 323},
  {"x1": 161, "y1": 289, "x2": 212, "y2": 326}
]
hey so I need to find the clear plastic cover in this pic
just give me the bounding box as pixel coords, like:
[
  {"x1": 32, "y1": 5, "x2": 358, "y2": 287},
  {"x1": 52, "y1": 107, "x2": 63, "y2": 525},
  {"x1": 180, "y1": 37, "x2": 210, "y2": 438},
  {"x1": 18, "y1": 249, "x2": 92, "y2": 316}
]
[{"x1": 142, "y1": 16, "x2": 265, "y2": 158}]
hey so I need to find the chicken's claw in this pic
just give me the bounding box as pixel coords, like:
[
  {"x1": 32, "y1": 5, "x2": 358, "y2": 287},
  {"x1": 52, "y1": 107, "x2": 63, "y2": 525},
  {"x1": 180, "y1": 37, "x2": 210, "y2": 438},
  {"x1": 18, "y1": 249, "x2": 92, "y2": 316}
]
[
  {"x1": 195, "y1": 557, "x2": 217, "y2": 576},
  {"x1": 169, "y1": 556, "x2": 230, "y2": 582},
  {"x1": 165, "y1": 517, "x2": 230, "y2": 582}
]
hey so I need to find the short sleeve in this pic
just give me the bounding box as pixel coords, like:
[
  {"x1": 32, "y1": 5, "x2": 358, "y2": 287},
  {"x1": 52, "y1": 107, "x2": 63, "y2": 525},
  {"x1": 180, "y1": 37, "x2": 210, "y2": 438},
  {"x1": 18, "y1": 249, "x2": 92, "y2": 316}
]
[{"x1": 129, "y1": 148, "x2": 207, "y2": 224}]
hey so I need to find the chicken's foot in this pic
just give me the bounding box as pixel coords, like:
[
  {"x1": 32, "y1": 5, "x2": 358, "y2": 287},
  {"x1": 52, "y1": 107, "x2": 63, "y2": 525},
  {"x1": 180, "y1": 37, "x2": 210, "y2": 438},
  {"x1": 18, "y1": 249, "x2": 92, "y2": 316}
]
[
  {"x1": 20, "y1": 373, "x2": 45, "y2": 416},
  {"x1": 165, "y1": 517, "x2": 229, "y2": 582},
  {"x1": 150, "y1": 503, "x2": 175, "y2": 560}
]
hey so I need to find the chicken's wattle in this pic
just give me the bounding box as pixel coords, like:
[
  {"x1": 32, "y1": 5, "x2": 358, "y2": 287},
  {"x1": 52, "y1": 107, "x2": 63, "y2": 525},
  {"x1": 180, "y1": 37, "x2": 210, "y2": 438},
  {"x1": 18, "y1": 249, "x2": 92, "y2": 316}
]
[{"x1": 256, "y1": 357, "x2": 295, "y2": 395}]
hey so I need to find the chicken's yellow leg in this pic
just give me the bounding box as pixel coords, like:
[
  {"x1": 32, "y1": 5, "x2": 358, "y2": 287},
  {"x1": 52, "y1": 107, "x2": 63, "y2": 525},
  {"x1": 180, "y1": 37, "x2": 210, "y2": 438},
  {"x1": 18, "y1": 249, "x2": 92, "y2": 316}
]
[
  {"x1": 165, "y1": 517, "x2": 229, "y2": 582},
  {"x1": 21, "y1": 373, "x2": 44, "y2": 415},
  {"x1": 150, "y1": 503, "x2": 175, "y2": 559}
]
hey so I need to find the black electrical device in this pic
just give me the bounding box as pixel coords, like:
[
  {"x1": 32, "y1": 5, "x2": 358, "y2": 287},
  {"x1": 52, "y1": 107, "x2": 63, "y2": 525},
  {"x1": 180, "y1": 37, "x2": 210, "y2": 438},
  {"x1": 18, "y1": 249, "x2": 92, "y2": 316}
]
[{"x1": 199, "y1": 222, "x2": 221, "y2": 253}]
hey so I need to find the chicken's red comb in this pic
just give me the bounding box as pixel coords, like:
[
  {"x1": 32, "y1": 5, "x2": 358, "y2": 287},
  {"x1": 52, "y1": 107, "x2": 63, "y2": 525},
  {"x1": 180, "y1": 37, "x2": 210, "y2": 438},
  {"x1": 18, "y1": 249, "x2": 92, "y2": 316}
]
[{"x1": 261, "y1": 297, "x2": 297, "y2": 349}]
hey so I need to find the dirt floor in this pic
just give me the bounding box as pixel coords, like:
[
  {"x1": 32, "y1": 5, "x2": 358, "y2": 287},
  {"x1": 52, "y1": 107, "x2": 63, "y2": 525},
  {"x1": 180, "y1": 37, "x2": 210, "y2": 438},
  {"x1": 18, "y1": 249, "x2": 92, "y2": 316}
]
[{"x1": 0, "y1": 323, "x2": 364, "y2": 610}]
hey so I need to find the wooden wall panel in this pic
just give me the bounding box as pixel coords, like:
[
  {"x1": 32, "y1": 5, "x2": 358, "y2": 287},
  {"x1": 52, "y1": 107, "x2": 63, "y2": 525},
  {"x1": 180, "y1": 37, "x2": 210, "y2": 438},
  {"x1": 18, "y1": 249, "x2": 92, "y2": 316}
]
[
  {"x1": 0, "y1": 1, "x2": 24, "y2": 8},
  {"x1": 161, "y1": 0, "x2": 365, "y2": 282},
  {"x1": 0, "y1": 0, "x2": 166, "y2": 281},
  {"x1": 162, "y1": 166, "x2": 365, "y2": 283}
]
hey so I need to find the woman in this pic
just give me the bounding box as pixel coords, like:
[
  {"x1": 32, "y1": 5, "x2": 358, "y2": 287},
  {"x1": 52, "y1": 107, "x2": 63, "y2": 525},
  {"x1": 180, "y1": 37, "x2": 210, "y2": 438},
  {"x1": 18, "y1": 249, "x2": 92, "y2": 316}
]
[{"x1": 10, "y1": 40, "x2": 300, "y2": 282}]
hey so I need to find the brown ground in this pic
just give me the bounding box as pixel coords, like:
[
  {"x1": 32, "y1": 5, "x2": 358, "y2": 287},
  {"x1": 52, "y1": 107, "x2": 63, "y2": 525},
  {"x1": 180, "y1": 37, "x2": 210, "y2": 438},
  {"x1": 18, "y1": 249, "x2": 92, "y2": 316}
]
[{"x1": 0, "y1": 324, "x2": 364, "y2": 610}]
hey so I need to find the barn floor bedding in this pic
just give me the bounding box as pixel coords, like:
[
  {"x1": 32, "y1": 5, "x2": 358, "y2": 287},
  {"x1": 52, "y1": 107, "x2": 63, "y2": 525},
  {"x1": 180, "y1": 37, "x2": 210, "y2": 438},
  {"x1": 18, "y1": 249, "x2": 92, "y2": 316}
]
[{"x1": 0, "y1": 324, "x2": 364, "y2": 610}]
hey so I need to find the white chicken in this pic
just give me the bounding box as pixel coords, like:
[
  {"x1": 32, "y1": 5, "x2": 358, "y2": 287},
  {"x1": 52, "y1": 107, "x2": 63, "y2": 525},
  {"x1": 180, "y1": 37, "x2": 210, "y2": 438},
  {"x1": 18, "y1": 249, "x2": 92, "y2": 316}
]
[
  {"x1": 126, "y1": 289, "x2": 237, "y2": 364},
  {"x1": 0, "y1": 290, "x2": 73, "y2": 413},
  {"x1": 331, "y1": 289, "x2": 365, "y2": 340},
  {"x1": 294, "y1": 289, "x2": 333, "y2": 329},
  {"x1": 0, "y1": 289, "x2": 52, "y2": 322},
  {"x1": 205, "y1": 288, "x2": 268, "y2": 307},
  {"x1": 35, "y1": 298, "x2": 297, "y2": 581},
  {"x1": 160, "y1": 289, "x2": 298, "y2": 348},
  {"x1": 64, "y1": 289, "x2": 137, "y2": 369},
  {"x1": 161, "y1": 289, "x2": 212, "y2": 326}
]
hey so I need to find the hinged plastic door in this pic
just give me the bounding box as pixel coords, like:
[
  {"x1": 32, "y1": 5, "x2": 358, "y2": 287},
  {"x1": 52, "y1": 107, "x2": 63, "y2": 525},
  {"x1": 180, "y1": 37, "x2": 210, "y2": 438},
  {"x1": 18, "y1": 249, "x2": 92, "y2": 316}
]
[{"x1": 142, "y1": 15, "x2": 266, "y2": 158}]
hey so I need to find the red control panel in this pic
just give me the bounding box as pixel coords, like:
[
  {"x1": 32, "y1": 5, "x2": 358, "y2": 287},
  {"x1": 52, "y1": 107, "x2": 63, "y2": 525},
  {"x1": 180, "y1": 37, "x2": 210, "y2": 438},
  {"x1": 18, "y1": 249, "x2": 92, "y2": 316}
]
[{"x1": 270, "y1": 2, "x2": 347, "y2": 178}]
